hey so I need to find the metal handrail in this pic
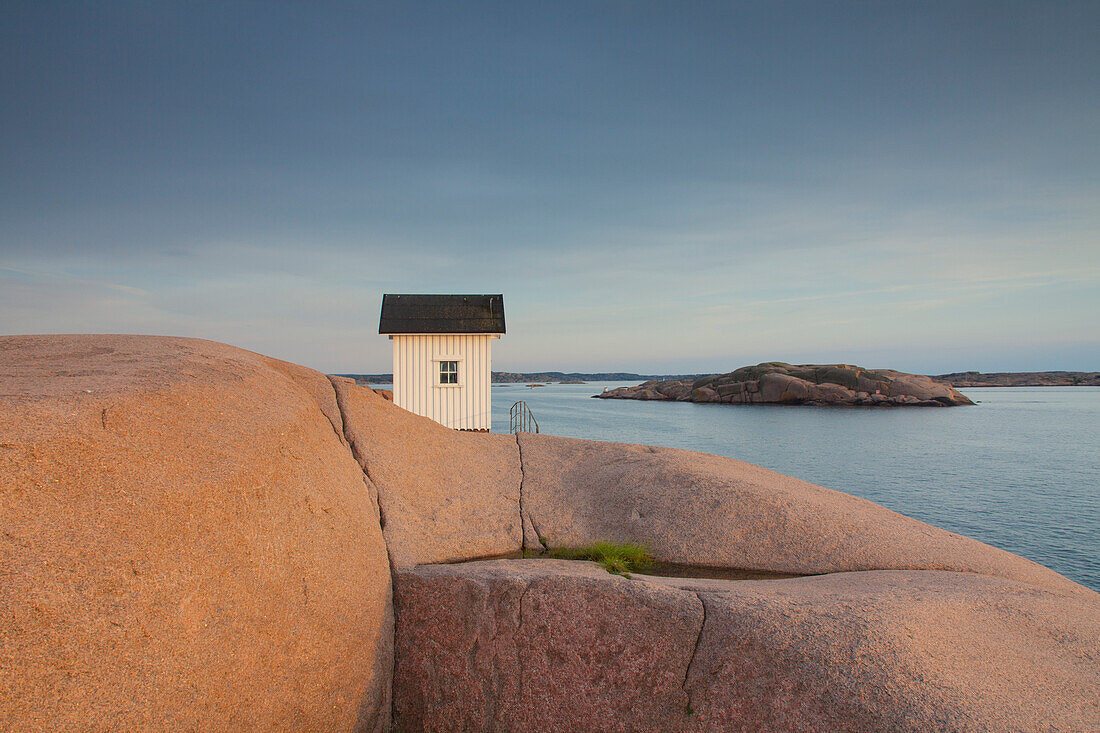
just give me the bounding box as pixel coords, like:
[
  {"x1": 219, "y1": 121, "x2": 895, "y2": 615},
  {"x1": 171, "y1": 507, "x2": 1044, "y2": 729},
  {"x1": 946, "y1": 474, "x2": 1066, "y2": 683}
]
[{"x1": 509, "y1": 401, "x2": 539, "y2": 434}]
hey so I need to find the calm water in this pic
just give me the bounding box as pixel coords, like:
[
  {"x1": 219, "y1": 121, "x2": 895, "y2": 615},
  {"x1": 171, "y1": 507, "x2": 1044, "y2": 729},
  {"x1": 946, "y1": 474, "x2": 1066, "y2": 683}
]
[{"x1": 485, "y1": 383, "x2": 1100, "y2": 592}]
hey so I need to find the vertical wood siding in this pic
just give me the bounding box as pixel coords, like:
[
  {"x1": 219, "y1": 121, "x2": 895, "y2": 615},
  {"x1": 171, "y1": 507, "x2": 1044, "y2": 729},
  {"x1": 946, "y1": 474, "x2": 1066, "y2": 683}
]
[{"x1": 391, "y1": 334, "x2": 495, "y2": 430}]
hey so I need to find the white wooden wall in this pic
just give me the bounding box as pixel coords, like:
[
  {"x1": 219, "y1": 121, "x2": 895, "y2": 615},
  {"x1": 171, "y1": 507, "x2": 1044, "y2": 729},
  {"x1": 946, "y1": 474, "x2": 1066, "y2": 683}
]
[{"x1": 391, "y1": 334, "x2": 497, "y2": 430}]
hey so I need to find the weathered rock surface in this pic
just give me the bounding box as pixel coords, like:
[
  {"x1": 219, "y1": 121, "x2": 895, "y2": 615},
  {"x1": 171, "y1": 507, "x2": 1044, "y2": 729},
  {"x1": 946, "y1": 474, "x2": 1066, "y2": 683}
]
[
  {"x1": 393, "y1": 560, "x2": 704, "y2": 732},
  {"x1": 5, "y1": 335, "x2": 1098, "y2": 733},
  {"x1": 393, "y1": 560, "x2": 1100, "y2": 732},
  {"x1": 330, "y1": 377, "x2": 521, "y2": 569},
  {"x1": 599, "y1": 362, "x2": 974, "y2": 406},
  {"x1": 0, "y1": 335, "x2": 393, "y2": 732},
  {"x1": 657, "y1": 570, "x2": 1100, "y2": 732},
  {"x1": 518, "y1": 433, "x2": 1085, "y2": 595}
]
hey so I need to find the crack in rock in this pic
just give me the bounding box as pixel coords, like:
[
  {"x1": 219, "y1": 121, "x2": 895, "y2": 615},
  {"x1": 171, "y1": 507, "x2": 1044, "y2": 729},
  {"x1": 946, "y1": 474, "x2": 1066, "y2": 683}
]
[
  {"x1": 515, "y1": 433, "x2": 546, "y2": 552},
  {"x1": 325, "y1": 375, "x2": 398, "y2": 733},
  {"x1": 681, "y1": 591, "x2": 707, "y2": 714},
  {"x1": 526, "y1": 513, "x2": 547, "y2": 553},
  {"x1": 514, "y1": 580, "x2": 534, "y2": 723},
  {"x1": 515, "y1": 434, "x2": 547, "y2": 552},
  {"x1": 326, "y1": 376, "x2": 386, "y2": 527}
]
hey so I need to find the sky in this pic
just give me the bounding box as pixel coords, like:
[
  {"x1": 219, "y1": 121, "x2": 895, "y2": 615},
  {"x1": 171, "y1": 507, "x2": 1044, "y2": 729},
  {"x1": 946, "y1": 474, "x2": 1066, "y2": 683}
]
[{"x1": 2, "y1": 1, "x2": 1097, "y2": 374}]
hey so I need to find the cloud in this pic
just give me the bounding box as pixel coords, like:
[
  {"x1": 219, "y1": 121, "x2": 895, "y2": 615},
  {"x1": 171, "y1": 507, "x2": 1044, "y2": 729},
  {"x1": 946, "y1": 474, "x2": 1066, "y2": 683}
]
[{"x1": 0, "y1": 266, "x2": 150, "y2": 297}]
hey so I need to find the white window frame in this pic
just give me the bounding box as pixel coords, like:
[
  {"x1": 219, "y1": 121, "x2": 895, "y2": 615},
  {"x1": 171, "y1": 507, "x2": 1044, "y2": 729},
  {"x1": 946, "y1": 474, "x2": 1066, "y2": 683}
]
[{"x1": 433, "y1": 357, "x2": 462, "y2": 388}]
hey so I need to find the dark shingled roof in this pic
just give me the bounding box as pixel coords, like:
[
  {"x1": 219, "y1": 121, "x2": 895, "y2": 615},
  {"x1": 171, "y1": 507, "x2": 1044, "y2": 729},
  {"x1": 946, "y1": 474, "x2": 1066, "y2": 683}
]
[{"x1": 378, "y1": 294, "x2": 506, "y2": 334}]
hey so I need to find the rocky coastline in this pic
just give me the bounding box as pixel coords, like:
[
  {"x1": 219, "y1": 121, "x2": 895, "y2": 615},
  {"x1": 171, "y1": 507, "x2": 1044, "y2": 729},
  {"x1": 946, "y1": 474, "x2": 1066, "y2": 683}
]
[
  {"x1": 597, "y1": 362, "x2": 974, "y2": 406},
  {"x1": 2, "y1": 337, "x2": 1096, "y2": 731},
  {"x1": 338, "y1": 370, "x2": 703, "y2": 385},
  {"x1": 933, "y1": 370, "x2": 1100, "y2": 387}
]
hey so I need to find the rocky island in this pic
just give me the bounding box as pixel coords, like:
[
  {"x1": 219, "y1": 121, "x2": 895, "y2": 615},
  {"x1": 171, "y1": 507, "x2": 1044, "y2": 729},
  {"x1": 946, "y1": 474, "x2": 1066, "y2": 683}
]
[
  {"x1": 598, "y1": 362, "x2": 974, "y2": 406},
  {"x1": 2, "y1": 337, "x2": 1096, "y2": 731}
]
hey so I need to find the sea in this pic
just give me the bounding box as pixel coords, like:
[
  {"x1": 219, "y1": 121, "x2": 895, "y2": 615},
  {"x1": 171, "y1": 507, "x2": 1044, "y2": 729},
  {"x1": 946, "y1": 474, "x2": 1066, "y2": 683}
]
[{"x1": 381, "y1": 382, "x2": 1100, "y2": 592}]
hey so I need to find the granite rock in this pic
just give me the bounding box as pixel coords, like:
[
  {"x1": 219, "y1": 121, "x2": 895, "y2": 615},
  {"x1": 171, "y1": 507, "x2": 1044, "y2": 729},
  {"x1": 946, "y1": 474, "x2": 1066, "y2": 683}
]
[
  {"x1": 600, "y1": 362, "x2": 974, "y2": 407},
  {"x1": 659, "y1": 570, "x2": 1100, "y2": 732},
  {"x1": 5, "y1": 335, "x2": 1096, "y2": 733},
  {"x1": 0, "y1": 335, "x2": 393, "y2": 732},
  {"x1": 517, "y1": 433, "x2": 1084, "y2": 595},
  {"x1": 330, "y1": 377, "x2": 522, "y2": 569},
  {"x1": 393, "y1": 561, "x2": 1100, "y2": 732},
  {"x1": 392, "y1": 560, "x2": 703, "y2": 732}
]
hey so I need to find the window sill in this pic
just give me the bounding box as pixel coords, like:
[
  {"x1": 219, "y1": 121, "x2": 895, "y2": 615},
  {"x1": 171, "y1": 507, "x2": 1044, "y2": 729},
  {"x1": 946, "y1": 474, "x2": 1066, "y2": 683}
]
[{"x1": 433, "y1": 383, "x2": 463, "y2": 388}]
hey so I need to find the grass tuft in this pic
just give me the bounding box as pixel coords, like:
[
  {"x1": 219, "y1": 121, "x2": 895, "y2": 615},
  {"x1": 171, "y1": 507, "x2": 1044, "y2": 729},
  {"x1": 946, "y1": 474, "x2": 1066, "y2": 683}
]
[{"x1": 535, "y1": 540, "x2": 654, "y2": 577}]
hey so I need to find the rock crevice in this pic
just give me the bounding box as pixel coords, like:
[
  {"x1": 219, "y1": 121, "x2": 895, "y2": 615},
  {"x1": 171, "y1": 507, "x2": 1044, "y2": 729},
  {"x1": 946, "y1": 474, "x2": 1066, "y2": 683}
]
[
  {"x1": 327, "y1": 376, "x2": 401, "y2": 733},
  {"x1": 328, "y1": 376, "x2": 387, "y2": 530},
  {"x1": 516, "y1": 433, "x2": 548, "y2": 553},
  {"x1": 681, "y1": 590, "x2": 707, "y2": 711},
  {"x1": 513, "y1": 581, "x2": 533, "y2": 716},
  {"x1": 515, "y1": 433, "x2": 529, "y2": 550},
  {"x1": 329, "y1": 377, "x2": 522, "y2": 569}
]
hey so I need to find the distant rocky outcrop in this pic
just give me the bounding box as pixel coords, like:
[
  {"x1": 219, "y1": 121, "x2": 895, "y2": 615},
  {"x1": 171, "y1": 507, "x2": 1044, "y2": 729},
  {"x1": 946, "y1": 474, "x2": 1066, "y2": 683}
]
[
  {"x1": 934, "y1": 370, "x2": 1100, "y2": 387},
  {"x1": 337, "y1": 371, "x2": 704, "y2": 385},
  {"x1": 597, "y1": 362, "x2": 974, "y2": 406},
  {"x1": 3, "y1": 337, "x2": 1096, "y2": 732}
]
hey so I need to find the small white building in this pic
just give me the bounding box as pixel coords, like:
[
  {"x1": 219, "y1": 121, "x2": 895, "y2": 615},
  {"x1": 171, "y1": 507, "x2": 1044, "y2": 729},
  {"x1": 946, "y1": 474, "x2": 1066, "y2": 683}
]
[{"x1": 379, "y1": 294, "x2": 504, "y2": 431}]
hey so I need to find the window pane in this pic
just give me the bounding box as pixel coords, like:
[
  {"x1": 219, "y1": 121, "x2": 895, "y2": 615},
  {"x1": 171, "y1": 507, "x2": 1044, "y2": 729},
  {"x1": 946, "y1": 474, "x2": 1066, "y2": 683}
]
[{"x1": 440, "y1": 361, "x2": 458, "y2": 384}]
